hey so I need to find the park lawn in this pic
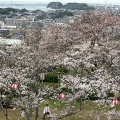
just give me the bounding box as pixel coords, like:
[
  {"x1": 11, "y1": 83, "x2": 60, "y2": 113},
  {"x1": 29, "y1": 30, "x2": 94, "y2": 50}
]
[{"x1": 0, "y1": 100, "x2": 120, "y2": 120}]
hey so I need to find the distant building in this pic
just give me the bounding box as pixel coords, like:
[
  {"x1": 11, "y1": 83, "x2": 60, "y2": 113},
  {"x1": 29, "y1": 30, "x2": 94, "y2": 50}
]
[
  {"x1": 30, "y1": 21, "x2": 43, "y2": 27},
  {"x1": 4, "y1": 17, "x2": 29, "y2": 27},
  {"x1": 54, "y1": 16, "x2": 75, "y2": 24},
  {"x1": 26, "y1": 15, "x2": 35, "y2": 22},
  {"x1": 3, "y1": 26, "x2": 17, "y2": 29},
  {"x1": 54, "y1": 17, "x2": 69, "y2": 23},
  {"x1": 0, "y1": 37, "x2": 21, "y2": 46},
  {"x1": 0, "y1": 29, "x2": 10, "y2": 37},
  {"x1": 0, "y1": 21, "x2": 5, "y2": 28}
]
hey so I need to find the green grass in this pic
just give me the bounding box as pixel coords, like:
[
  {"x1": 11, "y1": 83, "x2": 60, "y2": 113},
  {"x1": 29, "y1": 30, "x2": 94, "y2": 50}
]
[
  {"x1": 42, "y1": 82, "x2": 60, "y2": 88},
  {"x1": 0, "y1": 100, "x2": 120, "y2": 120}
]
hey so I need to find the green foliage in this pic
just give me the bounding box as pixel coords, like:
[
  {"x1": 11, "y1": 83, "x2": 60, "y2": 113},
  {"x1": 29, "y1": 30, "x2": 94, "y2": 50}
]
[
  {"x1": 79, "y1": 70, "x2": 87, "y2": 77},
  {"x1": 113, "y1": 34, "x2": 120, "y2": 40},
  {"x1": 42, "y1": 82, "x2": 60, "y2": 88},
  {"x1": 47, "y1": 2, "x2": 94, "y2": 10},
  {"x1": 107, "y1": 91, "x2": 114, "y2": 98},
  {"x1": 6, "y1": 61, "x2": 16, "y2": 68},
  {"x1": 52, "y1": 11, "x2": 73, "y2": 18},
  {"x1": 1, "y1": 100, "x2": 120, "y2": 120},
  {"x1": 48, "y1": 10, "x2": 73, "y2": 19},
  {"x1": 44, "y1": 73, "x2": 59, "y2": 83},
  {"x1": 19, "y1": 8, "x2": 28, "y2": 13},
  {"x1": 88, "y1": 90, "x2": 99, "y2": 100},
  {"x1": 0, "y1": 9, "x2": 9, "y2": 15},
  {"x1": 117, "y1": 96, "x2": 120, "y2": 101},
  {"x1": 27, "y1": 82, "x2": 41, "y2": 92},
  {"x1": 0, "y1": 87, "x2": 4, "y2": 95},
  {"x1": 0, "y1": 8, "x2": 28, "y2": 15},
  {"x1": 32, "y1": 9, "x2": 42, "y2": 13},
  {"x1": 47, "y1": 2, "x2": 63, "y2": 9},
  {"x1": 88, "y1": 94, "x2": 99, "y2": 100},
  {"x1": 63, "y1": 3, "x2": 94, "y2": 10},
  {"x1": 56, "y1": 66, "x2": 69, "y2": 74},
  {"x1": 61, "y1": 88, "x2": 72, "y2": 93},
  {"x1": 6, "y1": 7, "x2": 18, "y2": 12},
  {"x1": 0, "y1": 8, "x2": 18, "y2": 15}
]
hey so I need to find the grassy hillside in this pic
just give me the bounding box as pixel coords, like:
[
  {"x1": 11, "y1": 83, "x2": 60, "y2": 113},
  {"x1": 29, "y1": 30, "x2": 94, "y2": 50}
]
[{"x1": 0, "y1": 100, "x2": 120, "y2": 120}]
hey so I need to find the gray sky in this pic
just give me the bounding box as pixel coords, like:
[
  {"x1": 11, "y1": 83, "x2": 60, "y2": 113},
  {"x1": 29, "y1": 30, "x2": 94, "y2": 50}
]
[{"x1": 0, "y1": 0, "x2": 119, "y2": 4}]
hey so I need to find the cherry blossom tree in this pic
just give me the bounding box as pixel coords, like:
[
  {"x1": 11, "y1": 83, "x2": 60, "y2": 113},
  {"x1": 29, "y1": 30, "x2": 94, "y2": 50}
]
[{"x1": 0, "y1": 10, "x2": 120, "y2": 120}]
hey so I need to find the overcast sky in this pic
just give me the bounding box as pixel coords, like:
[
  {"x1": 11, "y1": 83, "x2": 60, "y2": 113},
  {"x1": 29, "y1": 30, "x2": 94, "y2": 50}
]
[{"x1": 0, "y1": 0, "x2": 119, "y2": 4}]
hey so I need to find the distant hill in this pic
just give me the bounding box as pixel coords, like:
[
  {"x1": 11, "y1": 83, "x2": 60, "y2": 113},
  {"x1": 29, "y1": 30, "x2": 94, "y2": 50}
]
[
  {"x1": 0, "y1": 7, "x2": 28, "y2": 15},
  {"x1": 47, "y1": 2, "x2": 63, "y2": 9},
  {"x1": 63, "y1": 3, "x2": 94, "y2": 10},
  {"x1": 47, "y1": 2, "x2": 94, "y2": 10}
]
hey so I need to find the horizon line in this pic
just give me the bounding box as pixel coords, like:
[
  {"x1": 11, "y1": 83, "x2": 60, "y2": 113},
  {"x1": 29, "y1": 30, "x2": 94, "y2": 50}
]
[{"x1": 0, "y1": 2, "x2": 120, "y2": 5}]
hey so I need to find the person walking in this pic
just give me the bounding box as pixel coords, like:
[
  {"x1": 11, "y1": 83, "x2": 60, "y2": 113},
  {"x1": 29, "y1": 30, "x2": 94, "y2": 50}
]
[
  {"x1": 21, "y1": 108, "x2": 25, "y2": 118},
  {"x1": 43, "y1": 104, "x2": 51, "y2": 120}
]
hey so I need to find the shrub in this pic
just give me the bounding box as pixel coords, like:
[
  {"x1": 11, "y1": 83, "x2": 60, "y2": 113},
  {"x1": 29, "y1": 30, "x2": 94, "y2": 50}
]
[
  {"x1": 117, "y1": 96, "x2": 120, "y2": 101},
  {"x1": 107, "y1": 91, "x2": 114, "y2": 98},
  {"x1": 88, "y1": 91, "x2": 99, "y2": 100},
  {"x1": 27, "y1": 82, "x2": 41, "y2": 92},
  {"x1": 88, "y1": 94, "x2": 98, "y2": 100},
  {"x1": 56, "y1": 66, "x2": 69, "y2": 74},
  {"x1": 61, "y1": 88, "x2": 72, "y2": 93},
  {"x1": 0, "y1": 87, "x2": 4, "y2": 95},
  {"x1": 7, "y1": 61, "x2": 16, "y2": 68},
  {"x1": 113, "y1": 34, "x2": 120, "y2": 40},
  {"x1": 44, "y1": 73, "x2": 59, "y2": 83}
]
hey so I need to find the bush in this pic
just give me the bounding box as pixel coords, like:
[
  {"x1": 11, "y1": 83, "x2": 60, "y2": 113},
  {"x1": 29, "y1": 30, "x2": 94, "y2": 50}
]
[
  {"x1": 56, "y1": 66, "x2": 69, "y2": 74},
  {"x1": 88, "y1": 91, "x2": 98, "y2": 100},
  {"x1": 107, "y1": 91, "x2": 114, "y2": 98},
  {"x1": 117, "y1": 96, "x2": 120, "y2": 101},
  {"x1": 61, "y1": 88, "x2": 72, "y2": 93},
  {"x1": 27, "y1": 83, "x2": 41, "y2": 92},
  {"x1": 88, "y1": 94, "x2": 98, "y2": 100},
  {"x1": 7, "y1": 61, "x2": 16, "y2": 68},
  {"x1": 0, "y1": 87, "x2": 5, "y2": 95},
  {"x1": 113, "y1": 34, "x2": 120, "y2": 40},
  {"x1": 44, "y1": 73, "x2": 59, "y2": 83}
]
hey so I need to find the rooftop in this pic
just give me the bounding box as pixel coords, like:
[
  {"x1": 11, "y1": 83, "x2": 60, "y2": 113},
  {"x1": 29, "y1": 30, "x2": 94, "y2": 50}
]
[{"x1": 0, "y1": 37, "x2": 22, "y2": 45}]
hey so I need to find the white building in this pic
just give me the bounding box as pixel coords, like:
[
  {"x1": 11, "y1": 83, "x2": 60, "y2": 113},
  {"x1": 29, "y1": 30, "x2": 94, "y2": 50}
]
[
  {"x1": 4, "y1": 17, "x2": 29, "y2": 27},
  {"x1": 0, "y1": 37, "x2": 22, "y2": 46},
  {"x1": 0, "y1": 21, "x2": 5, "y2": 28}
]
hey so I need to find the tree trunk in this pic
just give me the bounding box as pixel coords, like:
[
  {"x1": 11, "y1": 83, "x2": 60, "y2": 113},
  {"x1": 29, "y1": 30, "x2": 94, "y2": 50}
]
[{"x1": 35, "y1": 107, "x2": 39, "y2": 120}]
